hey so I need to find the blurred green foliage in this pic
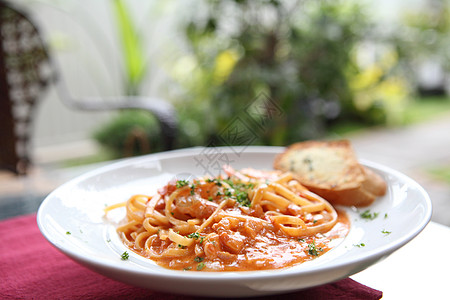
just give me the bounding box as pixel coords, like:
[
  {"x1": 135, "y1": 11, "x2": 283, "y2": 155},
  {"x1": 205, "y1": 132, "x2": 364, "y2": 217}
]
[
  {"x1": 95, "y1": 0, "x2": 449, "y2": 156},
  {"x1": 428, "y1": 164, "x2": 450, "y2": 184},
  {"x1": 170, "y1": 0, "x2": 411, "y2": 148},
  {"x1": 112, "y1": 0, "x2": 147, "y2": 96},
  {"x1": 382, "y1": 0, "x2": 450, "y2": 99},
  {"x1": 396, "y1": 0, "x2": 450, "y2": 75},
  {"x1": 403, "y1": 95, "x2": 450, "y2": 124},
  {"x1": 94, "y1": 0, "x2": 153, "y2": 157},
  {"x1": 94, "y1": 111, "x2": 163, "y2": 157}
]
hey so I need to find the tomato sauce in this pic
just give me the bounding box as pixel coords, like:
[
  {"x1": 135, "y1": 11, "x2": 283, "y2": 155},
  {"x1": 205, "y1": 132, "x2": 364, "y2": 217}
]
[{"x1": 147, "y1": 209, "x2": 349, "y2": 271}]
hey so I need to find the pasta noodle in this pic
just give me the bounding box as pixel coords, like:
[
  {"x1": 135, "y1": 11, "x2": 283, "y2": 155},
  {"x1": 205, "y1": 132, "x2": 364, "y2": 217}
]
[{"x1": 105, "y1": 166, "x2": 350, "y2": 271}]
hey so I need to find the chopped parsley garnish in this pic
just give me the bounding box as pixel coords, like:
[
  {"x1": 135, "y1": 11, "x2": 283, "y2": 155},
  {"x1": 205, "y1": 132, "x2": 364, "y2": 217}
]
[
  {"x1": 207, "y1": 178, "x2": 223, "y2": 186},
  {"x1": 187, "y1": 232, "x2": 200, "y2": 239},
  {"x1": 219, "y1": 180, "x2": 253, "y2": 207},
  {"x1": 183, "y1": 267, "x2": 192, "y2": 271},
  {"x1": 194, "y1": 256, "x2": 204, "y2": 263},
  {"x1": 360, "y1": 209, "x2": 379, "y2": 220},
  {"x1": 354, "y1": 243, "x2": 366, "y2": 248},
  {"x1": 384, "y1": 213, "x2": 388, "y2": 219},
  {"x1": 182, "y1": 177, "x2": 254, "y2": 207},
  {"x1": 235, "y1": 190, "x2": 251, "y2": 207},
  {"x1": 66, "y1": 231, "x2": 71, "y2": 235},
  {"x1": 221, "y1": 179, "x2": 235, "y2": 187},
  {"x1": 381, "y1": 229, "x2": 391, "y2": 235},
  {"x1": 224, "y1": 189, "x2": 233, "y2": 197},
  {"x1": 196, "y1": 262, "x2": 205, "y2": 270},
  {"x1": 190, "y1": 184, "x2": 196, "y2": 195},
  {"x1": 178, "y1": 244, "x2": 186, "y2": 249},
  {"x1": 176, "y1": 180, "x2": 189, "y2": 188},
  {"x1": 307, "y1": 241, "x2": 323, "y2": 256},
  {"x1": 298, "y1": 238, "x2": 305, "y2": 242},
  {"x1": 121, "y1": 251, "x2": 130, "y2": 260}
]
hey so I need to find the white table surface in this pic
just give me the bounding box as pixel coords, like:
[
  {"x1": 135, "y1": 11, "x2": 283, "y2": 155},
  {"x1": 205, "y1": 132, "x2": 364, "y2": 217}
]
[{"x1": 351, "y1": 221, "x2": 450, "y2": 299}]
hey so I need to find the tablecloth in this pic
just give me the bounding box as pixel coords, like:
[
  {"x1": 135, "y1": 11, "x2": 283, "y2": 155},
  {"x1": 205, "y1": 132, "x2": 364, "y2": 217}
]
[{"x1": 0, "y1": 213, "x2": 382, "y2": 299}]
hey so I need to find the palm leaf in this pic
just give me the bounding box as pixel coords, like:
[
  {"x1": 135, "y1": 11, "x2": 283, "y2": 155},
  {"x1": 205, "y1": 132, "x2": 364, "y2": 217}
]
[{"x1": 112, "y1": 0, "x2": 146, "y2": 95}]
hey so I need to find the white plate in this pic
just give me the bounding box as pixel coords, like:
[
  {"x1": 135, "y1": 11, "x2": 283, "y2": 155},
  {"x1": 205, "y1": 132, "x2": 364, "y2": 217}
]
[{"x1": 37, "y1": 146, "x2": 432, "y2": 297}]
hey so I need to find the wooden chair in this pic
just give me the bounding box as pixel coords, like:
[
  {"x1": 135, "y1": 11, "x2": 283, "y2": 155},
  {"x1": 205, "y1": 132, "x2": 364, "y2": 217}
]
[{"x1": 0, "y1": 0, "x2": 178, "y2": 175}]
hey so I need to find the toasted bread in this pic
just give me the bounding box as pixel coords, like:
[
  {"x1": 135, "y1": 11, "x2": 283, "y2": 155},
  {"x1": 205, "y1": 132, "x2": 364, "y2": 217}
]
[{"x1": 273, "y1": 140, "x2": 386, "y2": 206}]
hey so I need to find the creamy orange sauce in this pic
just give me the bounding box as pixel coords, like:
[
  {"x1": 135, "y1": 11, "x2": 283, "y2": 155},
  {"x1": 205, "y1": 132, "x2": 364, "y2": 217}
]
[
  {"x1": 129, "y1": 207, "x2": 349, "y2": 271},
  {"x1": 117, "y1": 168, "x2": 351, "y2": 272}
]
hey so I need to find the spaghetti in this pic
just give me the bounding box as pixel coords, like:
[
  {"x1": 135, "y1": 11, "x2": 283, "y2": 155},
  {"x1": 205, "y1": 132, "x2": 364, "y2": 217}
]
[{"x1": 105, "y1": 166, "x2": 349, "y2": 271}]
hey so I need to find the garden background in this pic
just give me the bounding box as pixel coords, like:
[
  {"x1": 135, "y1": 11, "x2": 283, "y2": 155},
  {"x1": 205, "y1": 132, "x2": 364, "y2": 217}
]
[{"x1": 2, "y1": 0, "x2": 449, "y2": 224}]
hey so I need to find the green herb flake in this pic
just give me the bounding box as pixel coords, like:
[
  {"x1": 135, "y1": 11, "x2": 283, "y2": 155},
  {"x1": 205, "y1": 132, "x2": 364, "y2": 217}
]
[
  {"x1": 382, "y1": 229, "x2": 392, "y2": 235},
  {"x1": 196, "y1": 262, "x2": 205, "y2": 271},
  {"x1": 194, "y1": 256, "x2": 204, "y2": 263},
  {"x1": 183, "y1": 267, "x2": 192, "y2": 271},
  {"x1": 307, "y1": 241, "x2": 323, "y2": 256},
  {"x1": 121, "y1": 251, "x2": 130, "y2": 260},
  {"x1": 224, "y1": 189, "x2": 233, "y2": 197},
  {"x1": 187, "y1": 232, "x2": 200, "y2": 239},
  {"x1": 176, "y1": 180, "x2": 189, "y2": 188},
  {"x1": 360, "y1": 209, "x2": 379, "y2": 220},
  {"x1": 65, "y1": 231, "x2": 71, "y2": 235},
  {"x1": 236, "y1": 190, "x2": 251, "y2": 207},
  {"x1": 219, "y1": 180, "x2": 253, "y2": 207},
  {"x1": 354, "y1": 243, "x2": 366, "y2": 248}
]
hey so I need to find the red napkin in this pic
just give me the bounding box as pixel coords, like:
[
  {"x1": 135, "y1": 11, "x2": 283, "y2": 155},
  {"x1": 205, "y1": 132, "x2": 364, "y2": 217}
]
[{"x1": 0, "y1": 214, "x2": 382, "y2": 299}]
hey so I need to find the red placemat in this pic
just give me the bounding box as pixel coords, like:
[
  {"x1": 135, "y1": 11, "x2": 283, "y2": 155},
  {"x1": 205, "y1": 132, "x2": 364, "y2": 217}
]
[{"x1": 0, "y1": 214, "x2": 382, "y2": 299}]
